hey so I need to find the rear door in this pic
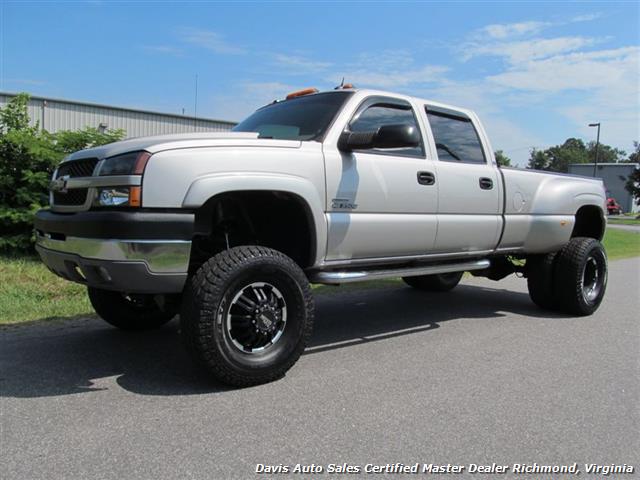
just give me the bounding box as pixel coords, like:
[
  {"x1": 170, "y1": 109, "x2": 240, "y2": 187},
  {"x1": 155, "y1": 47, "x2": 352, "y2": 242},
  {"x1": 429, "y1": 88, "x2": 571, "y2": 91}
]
[{"x1": 424, "y1": 106, "x2": 502, "y2": 253}]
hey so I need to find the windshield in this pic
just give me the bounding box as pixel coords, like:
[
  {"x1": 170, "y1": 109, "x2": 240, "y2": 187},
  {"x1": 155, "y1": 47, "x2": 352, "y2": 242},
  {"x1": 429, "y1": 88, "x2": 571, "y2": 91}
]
[{"x1": 233, "y1": 91, "x2": 353, "y2": 141}]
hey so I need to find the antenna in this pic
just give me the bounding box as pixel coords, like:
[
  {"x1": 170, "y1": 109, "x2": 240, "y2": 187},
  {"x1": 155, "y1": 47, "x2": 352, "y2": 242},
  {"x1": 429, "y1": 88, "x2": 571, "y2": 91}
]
[{"x1": 194, "y1": 74, "x2": 198, "y2": 130}]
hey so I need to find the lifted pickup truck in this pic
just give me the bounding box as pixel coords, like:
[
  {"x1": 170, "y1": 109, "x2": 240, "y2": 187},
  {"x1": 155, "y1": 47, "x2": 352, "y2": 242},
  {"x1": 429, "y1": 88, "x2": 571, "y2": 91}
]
[{"x1": 35, "y1": 87, "x2": 608, "y2": 386}]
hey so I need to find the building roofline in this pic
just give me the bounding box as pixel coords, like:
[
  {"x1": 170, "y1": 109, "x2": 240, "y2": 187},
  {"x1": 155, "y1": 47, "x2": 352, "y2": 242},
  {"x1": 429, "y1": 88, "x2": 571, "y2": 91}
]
[{"x1": 0, "y1": 91, "x2": 237, "y2": 126}]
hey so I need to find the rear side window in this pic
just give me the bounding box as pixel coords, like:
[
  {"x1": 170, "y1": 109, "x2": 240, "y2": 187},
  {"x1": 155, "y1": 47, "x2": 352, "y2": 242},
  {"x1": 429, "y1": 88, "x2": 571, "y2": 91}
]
[
  {"x1": 350, "y1": 102, "x2": 424, "y2": 157},
  {"x1": 426, "y1": 107, "x2": 486, "y2": 164}
]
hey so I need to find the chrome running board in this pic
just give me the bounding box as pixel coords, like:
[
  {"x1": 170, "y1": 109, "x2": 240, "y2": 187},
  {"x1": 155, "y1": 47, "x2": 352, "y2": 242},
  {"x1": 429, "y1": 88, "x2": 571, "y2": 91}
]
[{"x1": 308, "y1": 259, "x2": 490, "y2": 285}]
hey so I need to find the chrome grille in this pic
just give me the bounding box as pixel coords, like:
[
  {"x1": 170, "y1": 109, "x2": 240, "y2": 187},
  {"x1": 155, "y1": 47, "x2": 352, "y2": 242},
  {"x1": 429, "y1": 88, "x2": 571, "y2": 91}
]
[
  {"x1": 53, "y1": 189, "x2": 89, "y2": 206},
  {"x1": 56, "y1": 158, "x2": 99, "y2": 178}
]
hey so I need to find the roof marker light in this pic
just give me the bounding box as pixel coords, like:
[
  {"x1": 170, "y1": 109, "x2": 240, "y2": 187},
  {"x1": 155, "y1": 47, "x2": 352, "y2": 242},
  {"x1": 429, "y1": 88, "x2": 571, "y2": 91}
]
[{"x1": 286, "y1": 87, "x2": 319, "y2": 100}]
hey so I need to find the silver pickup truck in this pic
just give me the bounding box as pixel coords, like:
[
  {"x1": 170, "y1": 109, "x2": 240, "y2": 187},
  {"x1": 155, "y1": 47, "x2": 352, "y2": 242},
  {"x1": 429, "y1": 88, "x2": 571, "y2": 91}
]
[{"x1": 35, "y1": 87, "x2": 608, "y2": 386}]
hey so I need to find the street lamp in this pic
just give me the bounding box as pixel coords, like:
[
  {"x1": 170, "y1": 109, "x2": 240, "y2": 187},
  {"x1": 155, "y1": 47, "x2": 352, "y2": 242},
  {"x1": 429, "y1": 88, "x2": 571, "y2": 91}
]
[{"x1": 589, "y1": 123, "x2": 601, "y2": 177}]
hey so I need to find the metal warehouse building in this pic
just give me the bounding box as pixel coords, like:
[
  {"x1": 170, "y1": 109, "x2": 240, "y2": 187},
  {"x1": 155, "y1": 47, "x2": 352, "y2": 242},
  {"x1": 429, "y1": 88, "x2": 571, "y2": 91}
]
[
  {"x1": 568, "y1": 162, "x2": 639, "y2": 214},
  {"x1": 0, "y1": 92, "x2": 236, "y2": 137}
]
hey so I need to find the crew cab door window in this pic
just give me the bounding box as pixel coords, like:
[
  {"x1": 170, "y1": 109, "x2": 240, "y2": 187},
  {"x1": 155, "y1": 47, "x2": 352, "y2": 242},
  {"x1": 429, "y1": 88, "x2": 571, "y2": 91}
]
[
  {"x1": 349, "y1": 103, "x2": 424, "y2": 157},
  {"x1": 426, "y1": 108, "x2": 486, "y2": 164}
]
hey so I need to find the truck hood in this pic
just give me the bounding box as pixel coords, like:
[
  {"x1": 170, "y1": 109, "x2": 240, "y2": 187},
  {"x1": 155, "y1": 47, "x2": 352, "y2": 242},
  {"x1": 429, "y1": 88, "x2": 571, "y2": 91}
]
[{"x1": 65, "y1": 132, "x2": 302, "y2": 161}]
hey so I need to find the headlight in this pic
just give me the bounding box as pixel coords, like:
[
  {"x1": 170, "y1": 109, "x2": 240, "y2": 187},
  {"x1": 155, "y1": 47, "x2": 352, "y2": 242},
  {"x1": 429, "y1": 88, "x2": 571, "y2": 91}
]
[
  {"x1": 94, "y1": 187, "x2": 141, "y2": 207},
  {"x1": 99, "y1": 151, "x2": 151, "y2": 176}
]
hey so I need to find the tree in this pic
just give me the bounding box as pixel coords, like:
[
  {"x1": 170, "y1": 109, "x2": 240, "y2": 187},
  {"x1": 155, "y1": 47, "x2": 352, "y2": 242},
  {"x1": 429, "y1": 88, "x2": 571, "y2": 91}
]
[
  {"x1": 527, "y1": 137, "x2": 629, "y2": 173},
  {"x1": 0, "y1": 93, "x2": 31, "y2": 133},
  {"x1": 587, "y1": 141, "x2": 626, "y2": 163},
  {"x1": 494, "y1": 150, "x2": 512, "y2": 167},
  {"x1": 55, "y1": 127, "x2": 125, "y2": 153},
  {"x1": 0, "y1": 93, "x2": 125, "y2": 252},
  {"x1": 527, "y1": 148, "x2": 550, "y2": 170},
  {"x1": 626, "y1": 142, "x2": 640, "y2": 208},
  {"x1": 627, "y1": 141, "x2": 639, "y2": 164},
  {"x1": 625, "y1": 168, "x2": 640, "y2": 208},
  {"x1": 544, "y1": 138, "x2": 589, "y2": 173}
]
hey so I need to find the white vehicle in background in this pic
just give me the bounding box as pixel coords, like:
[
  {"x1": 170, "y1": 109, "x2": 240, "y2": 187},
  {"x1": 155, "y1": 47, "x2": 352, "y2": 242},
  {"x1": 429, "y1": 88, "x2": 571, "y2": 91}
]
[{"x1": 35, "y1": 86, "x2": 608, "y2": 386}]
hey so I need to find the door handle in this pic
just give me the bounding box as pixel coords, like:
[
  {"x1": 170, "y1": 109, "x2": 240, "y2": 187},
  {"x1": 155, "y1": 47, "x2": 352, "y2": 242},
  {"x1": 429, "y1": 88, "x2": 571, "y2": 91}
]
[
  {"x1": 479, "y1": 177, "x2": 493, "y2": 190},
  {"x1": 417, "y1": 171, "x2": 436, "y2": 186}
]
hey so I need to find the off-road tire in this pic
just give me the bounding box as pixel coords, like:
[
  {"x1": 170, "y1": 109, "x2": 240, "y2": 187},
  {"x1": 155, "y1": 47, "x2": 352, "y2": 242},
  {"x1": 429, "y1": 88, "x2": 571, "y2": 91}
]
[
  {"x1": 180, "y1": 246, "x2": 314, "y2": 387},
  {"x1": 526, "y1": 252, "x2": 559, "y2": 310},
  {"x1": 554, "y1": 237, "x2": 607, "y2": 316},
  {"x1": 88, "y1": 287, "x2": 177, "y2": 330},
  {"x1": 402, "y1": 272, "x2": 464, "y2": 292}
]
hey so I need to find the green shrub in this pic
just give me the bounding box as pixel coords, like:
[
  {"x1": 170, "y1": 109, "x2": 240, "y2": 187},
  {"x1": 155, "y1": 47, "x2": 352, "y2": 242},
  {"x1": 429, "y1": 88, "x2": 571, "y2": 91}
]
[{"x1": 0, "y1": 93, "x2": 125, "y2": 252}]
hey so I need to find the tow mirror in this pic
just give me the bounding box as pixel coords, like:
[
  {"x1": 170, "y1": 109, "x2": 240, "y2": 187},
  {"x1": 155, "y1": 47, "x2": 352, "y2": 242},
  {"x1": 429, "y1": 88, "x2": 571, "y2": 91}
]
[{"x1": 338, "y1": 124, "x2": 420, "y2": 151}]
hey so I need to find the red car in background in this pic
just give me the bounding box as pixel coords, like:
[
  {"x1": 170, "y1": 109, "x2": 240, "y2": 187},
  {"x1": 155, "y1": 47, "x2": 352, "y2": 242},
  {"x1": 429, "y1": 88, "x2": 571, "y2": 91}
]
[{"x1": 607, "y1": 197, "x2": 623, "y2": 215}]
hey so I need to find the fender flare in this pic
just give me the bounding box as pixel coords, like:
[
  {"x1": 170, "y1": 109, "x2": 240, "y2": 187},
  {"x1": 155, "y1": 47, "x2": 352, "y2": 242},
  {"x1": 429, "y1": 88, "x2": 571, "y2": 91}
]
[{"x1": 182, "y1": 172, "x2": 327, "y2": 265}]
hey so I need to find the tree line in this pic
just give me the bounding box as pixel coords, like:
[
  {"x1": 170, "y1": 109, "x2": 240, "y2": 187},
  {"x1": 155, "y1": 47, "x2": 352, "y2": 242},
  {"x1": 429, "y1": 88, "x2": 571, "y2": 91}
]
[
  {"x1": 495, "y1": 139, "x2": 639, "y2": 207},
  {"x1": 495, "y1": 139, "x2": 638, "y2": 171}
]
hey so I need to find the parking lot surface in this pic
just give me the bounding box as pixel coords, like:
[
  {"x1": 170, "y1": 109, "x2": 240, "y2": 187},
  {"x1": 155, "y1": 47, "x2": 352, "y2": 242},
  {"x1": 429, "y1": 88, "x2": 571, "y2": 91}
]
[{"x1": 1, "y1": 258, "x2": 638, "y2": 479}]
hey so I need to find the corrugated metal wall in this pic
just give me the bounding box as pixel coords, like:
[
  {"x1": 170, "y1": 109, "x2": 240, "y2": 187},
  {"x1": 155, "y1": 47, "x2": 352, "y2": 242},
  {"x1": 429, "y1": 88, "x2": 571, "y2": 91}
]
[
  {"x1": 0, "y1": 93, "x2": 236, "y2": 137},
  {"x1": 568, "y1": 163, "x2": 639, "y2": 213}
]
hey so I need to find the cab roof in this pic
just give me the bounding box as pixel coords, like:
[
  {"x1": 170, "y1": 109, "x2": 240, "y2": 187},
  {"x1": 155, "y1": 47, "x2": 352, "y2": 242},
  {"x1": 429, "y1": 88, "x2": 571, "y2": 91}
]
[{"x1": 278, "y1": 86, "x2": 475, "y2": 118}]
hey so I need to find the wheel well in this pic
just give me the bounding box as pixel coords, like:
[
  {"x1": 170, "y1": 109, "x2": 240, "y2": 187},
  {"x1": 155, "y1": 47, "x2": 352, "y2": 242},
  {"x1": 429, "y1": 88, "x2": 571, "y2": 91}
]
[
  {"x1": 189, "y1": 191, "x2": 316, "y2": 273},
  {"x1": 572, "y1": 205, "x2": 605, "y2": 240}
]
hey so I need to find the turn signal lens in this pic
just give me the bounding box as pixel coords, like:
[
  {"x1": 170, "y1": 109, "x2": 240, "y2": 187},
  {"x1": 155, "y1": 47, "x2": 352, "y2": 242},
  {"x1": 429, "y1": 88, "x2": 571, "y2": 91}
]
[{"x1": 129, "y1": 186, "x2": 142, "y2": 207}]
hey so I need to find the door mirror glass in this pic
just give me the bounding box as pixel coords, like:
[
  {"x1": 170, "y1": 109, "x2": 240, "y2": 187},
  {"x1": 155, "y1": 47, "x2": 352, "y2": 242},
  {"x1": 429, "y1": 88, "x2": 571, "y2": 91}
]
[
  {"x1": 338, "y1": 123, "x2": 420, "y2": 151},
  {"x1": 375, "y1": 124, "x2": 421, "y2": 149}
]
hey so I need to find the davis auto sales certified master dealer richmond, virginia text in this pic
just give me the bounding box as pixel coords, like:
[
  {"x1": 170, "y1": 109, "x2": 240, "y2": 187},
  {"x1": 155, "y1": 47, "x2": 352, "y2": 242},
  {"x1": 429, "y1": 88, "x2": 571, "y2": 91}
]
[{"x1": 255, "y1": 462, "x2": 635, "y2": 475}]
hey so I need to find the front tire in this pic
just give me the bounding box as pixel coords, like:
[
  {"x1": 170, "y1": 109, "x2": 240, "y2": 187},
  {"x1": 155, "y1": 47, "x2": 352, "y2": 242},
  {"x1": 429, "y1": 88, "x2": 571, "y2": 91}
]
[
  {"x1": 554, "y1": 237, "x2": 607, "y2": 316},
  {"x1": 402, "y1": 272, "x2": 463, "y2": 292},
  {"x1": 88, "y1": 288, "x2": 177, "y2": 330},
  {"x1": 180, "y1": 246, "x2": 314, "y2": 387}
]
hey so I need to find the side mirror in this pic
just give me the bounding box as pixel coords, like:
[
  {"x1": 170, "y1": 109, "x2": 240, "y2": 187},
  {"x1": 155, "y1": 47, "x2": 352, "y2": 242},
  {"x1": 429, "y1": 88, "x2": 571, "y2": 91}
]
[{"x1": 338, "y1": 124, "x2": 420, "y2": 151}]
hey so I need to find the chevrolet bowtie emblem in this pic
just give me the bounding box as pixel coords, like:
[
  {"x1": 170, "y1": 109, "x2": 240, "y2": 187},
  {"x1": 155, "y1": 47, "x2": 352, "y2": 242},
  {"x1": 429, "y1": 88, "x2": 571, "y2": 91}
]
[{"x1": 50, "y1": 175, "x2": 70, "y2": 193}]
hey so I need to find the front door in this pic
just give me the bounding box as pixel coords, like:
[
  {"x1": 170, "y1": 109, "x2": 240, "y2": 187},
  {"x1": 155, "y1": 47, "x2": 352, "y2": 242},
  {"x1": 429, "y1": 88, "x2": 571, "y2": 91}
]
[{"x1": 323, "y1": 97, "x2": 439, "y2": 261}]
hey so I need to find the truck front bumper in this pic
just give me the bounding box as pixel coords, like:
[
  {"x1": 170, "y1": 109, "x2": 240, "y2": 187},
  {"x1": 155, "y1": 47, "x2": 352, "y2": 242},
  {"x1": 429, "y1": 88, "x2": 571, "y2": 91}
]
[{"x1": 34, "y1": 210, "x2": 194, "y2": 294}]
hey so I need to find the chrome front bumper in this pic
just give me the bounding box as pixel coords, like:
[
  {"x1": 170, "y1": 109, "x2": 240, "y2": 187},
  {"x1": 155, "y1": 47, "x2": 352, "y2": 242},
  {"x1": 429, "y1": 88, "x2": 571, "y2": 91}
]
[
  {"x1": 34, "y1": 208, "x2": 194, "y2": 293},
  {"x1": 35, "y1": 233, "x2": 191, "y2": 294}
]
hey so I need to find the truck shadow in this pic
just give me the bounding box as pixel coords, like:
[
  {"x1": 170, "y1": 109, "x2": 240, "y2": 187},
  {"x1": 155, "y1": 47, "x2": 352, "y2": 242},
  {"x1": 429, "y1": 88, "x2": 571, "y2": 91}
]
[{"x1": 0, "y1": 283, "x2": 566, "y2": 398}]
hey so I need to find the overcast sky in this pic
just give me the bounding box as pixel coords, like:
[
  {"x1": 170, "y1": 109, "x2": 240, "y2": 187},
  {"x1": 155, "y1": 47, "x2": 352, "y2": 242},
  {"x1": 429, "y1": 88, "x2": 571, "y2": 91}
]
[{"x1": 1, "y1": 1, "x2": 638, "y2": 165}]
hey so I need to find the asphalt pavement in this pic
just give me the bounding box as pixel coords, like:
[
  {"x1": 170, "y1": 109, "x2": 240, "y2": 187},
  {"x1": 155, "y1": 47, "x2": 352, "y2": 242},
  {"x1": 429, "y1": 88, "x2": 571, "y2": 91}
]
[{"x1": 2, "y1": 258, "x2": 639, "y2": 479}]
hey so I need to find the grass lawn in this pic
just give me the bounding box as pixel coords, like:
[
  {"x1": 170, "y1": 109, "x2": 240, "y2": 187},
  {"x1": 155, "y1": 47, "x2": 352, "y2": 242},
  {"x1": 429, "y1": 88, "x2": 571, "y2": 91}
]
[
  {"x1": 0, "y1": 255, "x2": 92, "y2": 325},
  {"x1": 602, "y1": 227, "x2": 640, "y2": 260},
  {"x1": 2, "y1": 228, "x2": 638, "y2": 325}
]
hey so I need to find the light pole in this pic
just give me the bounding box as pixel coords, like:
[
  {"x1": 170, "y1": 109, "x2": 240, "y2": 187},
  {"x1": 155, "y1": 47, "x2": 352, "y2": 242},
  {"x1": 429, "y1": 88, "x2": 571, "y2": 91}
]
[{"x1": 589, "y1": 123, "x2": 601, "y2": 177}]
